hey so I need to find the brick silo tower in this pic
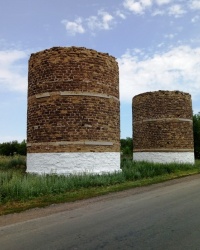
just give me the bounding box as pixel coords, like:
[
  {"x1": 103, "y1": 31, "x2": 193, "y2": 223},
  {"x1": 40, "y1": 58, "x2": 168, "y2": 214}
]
[
  {"x1": 132, "y1": 90, "x2": 194, "y2": 164},
  {"x1": 27, "y1": 47, "x2": 120, "y2": 174}
]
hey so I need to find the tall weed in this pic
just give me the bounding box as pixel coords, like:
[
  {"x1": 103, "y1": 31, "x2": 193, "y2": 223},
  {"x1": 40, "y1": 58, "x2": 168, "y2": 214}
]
[
  {"x1": 0, "y1": 159, "x2": 199, "y2": 203},
  {"x1": 0, "y1": 155, "x2": 26, "y2": 171}
]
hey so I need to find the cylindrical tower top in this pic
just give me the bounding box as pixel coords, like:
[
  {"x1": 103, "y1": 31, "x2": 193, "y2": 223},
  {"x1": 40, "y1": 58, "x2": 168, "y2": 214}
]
[
  {"x1": 28, "y1": 46, "x2": 119, "y2": 99},
  {"x1": 133, "y1": 90, "x2": 193, "y2": 122}
]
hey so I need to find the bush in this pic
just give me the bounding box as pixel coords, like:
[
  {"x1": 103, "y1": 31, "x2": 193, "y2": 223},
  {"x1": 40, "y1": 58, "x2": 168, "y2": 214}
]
[{"x1": 120, "y1": 137, "x2": 133, "y2": 159}]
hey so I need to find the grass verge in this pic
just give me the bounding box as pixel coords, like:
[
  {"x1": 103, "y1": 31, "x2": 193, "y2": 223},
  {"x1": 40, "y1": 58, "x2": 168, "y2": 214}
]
[{"x1": 0, "y1": 158, "x2": 199, "y2": 216}]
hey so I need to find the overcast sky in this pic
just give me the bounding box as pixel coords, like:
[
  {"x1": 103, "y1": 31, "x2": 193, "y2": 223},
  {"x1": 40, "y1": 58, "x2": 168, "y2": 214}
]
[{"x1": 0, "y1": 0, "x2": 200, "y2": 142}]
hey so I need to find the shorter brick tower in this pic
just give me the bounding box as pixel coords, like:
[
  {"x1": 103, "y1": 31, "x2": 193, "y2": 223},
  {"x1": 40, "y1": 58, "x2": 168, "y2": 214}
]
[
  {"x1": 27, "y1": 47, "x2": 120, "y2": 174},
  {"x1": 132, "y1": 90, "x2": 194, "y2": 164}
]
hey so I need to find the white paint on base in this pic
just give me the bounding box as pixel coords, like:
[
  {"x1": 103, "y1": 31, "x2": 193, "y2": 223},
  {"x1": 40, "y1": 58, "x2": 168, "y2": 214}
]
[
  {"x1": 133, "y1": 152, "x2": 195, "y2": 164},
  {"x1": 27, "y1": 152, "x2": 121, "y2": 175}
]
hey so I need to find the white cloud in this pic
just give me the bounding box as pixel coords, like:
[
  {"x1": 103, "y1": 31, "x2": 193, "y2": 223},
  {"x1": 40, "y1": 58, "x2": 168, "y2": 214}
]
[
  {"x1": 116, "y1": 10, "x2": 127, "y2": 19},
  {"x1": 0, "y1": 50, "x2": 28, "y2": 92},
  {"x1": 143, "y1": 0, "x2": 153, "y2": 6},
  {"x1": 118, "y1": 46, "x2": 200, "y2": 104},
  {"x1": 191, "y1": 15, "x2": 200, "y2": 22},
  {"x1": 168, "y1": 4, "x2": 186, "y2": 17},
  {"x1": 190, "y1": 0, "x2": 200, "y2": 10},
  {"x1": 123, "y1": 0, "x2": 189, "y2": 18},
  {"x1": 87, "y1": 10, "x2": 115, "y2": 31},
  {"x1": 123, "y1": 0, "x2": 153, "y2": 14},
  {"x1": 124, "y1": 1, "x2": 143, "y2": 14},
  {"x1": 61, "y1": 18, "x2": 85, "y2": 35},
  {"x1": 100, "y1": 10, "x2": 114, "y2": 29},
  {"x1": 62, "y1": 11, "x2": 115, "y2": 36},
  {"x1": 155, "y1": 0, "x2": 172, "y2": 5},
  {"x1": 152, "y1": 9, "x2": 165, "y2": 16}
]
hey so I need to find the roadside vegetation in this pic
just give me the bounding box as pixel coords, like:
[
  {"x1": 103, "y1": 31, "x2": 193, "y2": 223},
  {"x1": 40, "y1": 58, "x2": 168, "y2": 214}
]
[
  {"x1": 1, "y1": 111, "x2": 200, "y2": 215},
  {"x1": 0, "y1": 155, "x2": 199, "y2": 215},
  {"x1": 0, "y1": 155, "x2": 26, "y2": 170}
]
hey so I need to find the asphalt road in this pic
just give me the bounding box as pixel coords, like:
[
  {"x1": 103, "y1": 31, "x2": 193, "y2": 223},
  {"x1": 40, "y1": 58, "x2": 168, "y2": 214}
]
[{"x1": 0, "y1": 175, "x2": 200, "y2": 250}]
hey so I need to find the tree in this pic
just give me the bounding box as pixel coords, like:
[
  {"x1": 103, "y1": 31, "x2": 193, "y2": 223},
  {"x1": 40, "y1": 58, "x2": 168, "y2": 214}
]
[
  {"x1": 17, "y1": 140, "x2": 27, "y2": 155},
  {"x1": 193, "y1": 113, "x2": 200, "y2": 159},
  {"x1": 120, "y1": 137, "x2": 133, "y2": 158},
  {"x1": 0, "y1": 140, "x2": 26, "y2": 156}
]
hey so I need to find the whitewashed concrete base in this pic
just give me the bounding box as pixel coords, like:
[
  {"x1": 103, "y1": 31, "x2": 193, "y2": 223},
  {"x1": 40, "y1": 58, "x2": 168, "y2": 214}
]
[
  {"x1": 133, "y1": 152, "x2": 195, "y2": 164},
  {"x1": 27, "y1": 152, "x2": 121, "y2": 175}
]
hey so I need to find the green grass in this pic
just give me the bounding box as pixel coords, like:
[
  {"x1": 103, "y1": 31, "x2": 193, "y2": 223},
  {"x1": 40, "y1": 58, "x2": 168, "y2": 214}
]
[
  {"x1": 0, "y1": 157, "x2": 200, "y2": 215},
  {"x1": 0, "y1": 155, "x2": 26, "y2": 171}
]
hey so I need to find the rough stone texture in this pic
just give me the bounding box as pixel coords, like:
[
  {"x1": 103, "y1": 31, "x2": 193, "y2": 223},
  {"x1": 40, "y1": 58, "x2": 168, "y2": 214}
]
[
  {"x1": 133, "y1": 152, "x2": 194, "y2": 164},
  {"x1": 27, "y1": 46, "x2": 120, "y2": 173},
  {"x1": 27, "y1": 95, "x2": 119, "y2": 149},
  {"x1": 27, "y1": 47, "x2": 120, "y2": 152},
  {"x1": 28, "y1": 46, "x2": 119, "y2": 98},
  {"x1": 27, "y1": 152, "x2": 120, "y2": 175},
  {"x1": 132, "y1": 90, "x2": 194, "y2": 163}
]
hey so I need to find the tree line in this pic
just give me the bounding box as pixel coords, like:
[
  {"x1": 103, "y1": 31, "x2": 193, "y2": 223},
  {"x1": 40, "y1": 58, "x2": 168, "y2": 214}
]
[
  {"x1": 0, "y1": 140, "x2": 26, "y2": 156},
  {"x1": 193, "y1": 113, "x2": 200, "y2": 159},
  {"x1": 1, "y1": 113, "x2": 200, "y2": 158}
]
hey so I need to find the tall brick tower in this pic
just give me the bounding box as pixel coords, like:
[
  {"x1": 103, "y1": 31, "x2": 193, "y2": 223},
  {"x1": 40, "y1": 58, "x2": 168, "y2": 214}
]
[
  {"x1": 27, "y1": 47, "x2": 120, "y2": 174},
  {"x1": 132, "y1": 90, "x2": 194, "y2": 164}
]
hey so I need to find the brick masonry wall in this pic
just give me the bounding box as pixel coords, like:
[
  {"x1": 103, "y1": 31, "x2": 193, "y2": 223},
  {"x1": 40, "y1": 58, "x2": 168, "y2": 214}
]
[
  {"x1": 132, "y1": 90, "x2": 194, "y2": 152},
  {"x1": 27, "y1": 47, "x2": 120, "y2": 153}
]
